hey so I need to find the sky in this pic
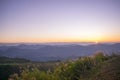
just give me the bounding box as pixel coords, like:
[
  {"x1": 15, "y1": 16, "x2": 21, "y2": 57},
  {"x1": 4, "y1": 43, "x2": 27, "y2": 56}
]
[{"x1": 0, "y1": 0, "x2": 120, "y2": 43}]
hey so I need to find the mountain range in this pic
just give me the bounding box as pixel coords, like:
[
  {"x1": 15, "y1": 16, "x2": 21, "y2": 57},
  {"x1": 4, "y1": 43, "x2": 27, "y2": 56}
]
[{"x1": 0, "y1": 43, "x2": 120, "y2": 61}]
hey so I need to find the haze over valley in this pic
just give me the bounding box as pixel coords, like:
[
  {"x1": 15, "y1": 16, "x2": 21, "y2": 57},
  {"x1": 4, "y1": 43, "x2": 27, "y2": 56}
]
[{"x1": 0, "y1": 42, "x2": 119, "y2": 61}]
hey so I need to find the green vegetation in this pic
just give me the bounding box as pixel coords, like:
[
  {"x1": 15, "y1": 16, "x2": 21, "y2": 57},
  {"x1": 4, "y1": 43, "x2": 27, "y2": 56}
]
[
  {"x1": 0, "y1": 57, "x2": 59, "y2": 80},
  {"x1": 0, "y1": 57, "x2": 30, "y2": 63},
  {"x1": 7, "y1": 52, "x2": 120, "y2": 80},
  {"x1": 0, "y1": 65, "x2": 19, "y2": 80}
]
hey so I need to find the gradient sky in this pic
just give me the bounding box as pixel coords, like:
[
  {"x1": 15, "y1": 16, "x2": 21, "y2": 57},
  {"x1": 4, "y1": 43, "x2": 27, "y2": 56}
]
[{"x1": 0, "y1": 0, "x2": 120, "y2": 43}]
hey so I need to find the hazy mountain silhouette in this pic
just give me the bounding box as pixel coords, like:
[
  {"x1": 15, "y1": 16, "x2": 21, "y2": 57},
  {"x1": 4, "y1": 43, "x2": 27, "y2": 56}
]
[{"x1": 0, "y1": 43, "x2": 120, "y2": 61}]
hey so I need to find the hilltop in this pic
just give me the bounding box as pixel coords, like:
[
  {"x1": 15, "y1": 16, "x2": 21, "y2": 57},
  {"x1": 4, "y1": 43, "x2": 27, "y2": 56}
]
[{"x1": 8, "y1": 52, "x2": 120, "y2": 80}]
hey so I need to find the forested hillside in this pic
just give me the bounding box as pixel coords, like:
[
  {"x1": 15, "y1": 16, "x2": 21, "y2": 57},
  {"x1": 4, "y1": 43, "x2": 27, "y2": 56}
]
[
  {"x1": 8, "y1": 52, "x2": 120, "y2": 80},
  {"x1": 0, "y1": 43, "x2": 120, "y2": 61},
  {"x1": 0, "y1": 57, "x2": 30, "y2": 63}
]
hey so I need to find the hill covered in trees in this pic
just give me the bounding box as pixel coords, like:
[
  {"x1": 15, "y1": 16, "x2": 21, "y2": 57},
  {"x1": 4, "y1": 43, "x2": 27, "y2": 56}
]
[
  {"x1": 0, "y1": 43, "x2": 120, "y2": 61},
  {"x1": 0, "y1": 56, "x2": 30, "y2": 63},
  {"x1": 8, "y1": 52, "x2": 120, "y2": 80}
]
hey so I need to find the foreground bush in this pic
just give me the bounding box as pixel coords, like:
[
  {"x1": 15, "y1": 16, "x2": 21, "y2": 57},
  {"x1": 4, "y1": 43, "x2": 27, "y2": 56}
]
[{"x1": 9, "y1": 52, "x2": 120, "y2": 80}]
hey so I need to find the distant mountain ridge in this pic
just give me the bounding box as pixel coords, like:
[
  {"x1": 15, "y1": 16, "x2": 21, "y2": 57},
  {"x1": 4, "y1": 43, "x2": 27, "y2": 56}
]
[
  {"x1": 0, "y1": 43, "x2": 120, "y2": 61},
  {"x1": 0, "y1": 56, "x2": 30, "y2": 63}
]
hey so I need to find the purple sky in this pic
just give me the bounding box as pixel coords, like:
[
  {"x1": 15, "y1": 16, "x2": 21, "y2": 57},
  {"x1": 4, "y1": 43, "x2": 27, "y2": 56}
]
[{"x1": 0, "y1": 0, "x2": 120, "y2": 43}]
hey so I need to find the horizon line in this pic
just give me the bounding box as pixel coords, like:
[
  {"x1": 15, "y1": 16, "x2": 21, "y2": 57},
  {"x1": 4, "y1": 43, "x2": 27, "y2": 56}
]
[{"x1": 0, "y1": 41, "x2": 120, "y2": 44}]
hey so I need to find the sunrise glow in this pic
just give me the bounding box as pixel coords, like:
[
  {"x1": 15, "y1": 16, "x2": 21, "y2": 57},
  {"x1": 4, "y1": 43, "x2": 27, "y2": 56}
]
[{"x1": 0, "y1": 0, "x2": 120, "y2": 43}]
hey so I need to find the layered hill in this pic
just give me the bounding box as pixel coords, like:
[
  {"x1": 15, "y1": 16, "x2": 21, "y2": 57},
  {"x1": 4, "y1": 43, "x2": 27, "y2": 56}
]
[{"x1": 0, "y1": 43, "x2": 120, "y2": 61}]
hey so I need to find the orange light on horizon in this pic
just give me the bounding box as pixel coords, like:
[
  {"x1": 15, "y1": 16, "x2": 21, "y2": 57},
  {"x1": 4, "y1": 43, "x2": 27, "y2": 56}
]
[{"x1": 0, "y1": 36, "x2": 120, "y2": 43}]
